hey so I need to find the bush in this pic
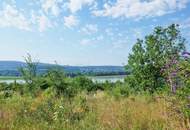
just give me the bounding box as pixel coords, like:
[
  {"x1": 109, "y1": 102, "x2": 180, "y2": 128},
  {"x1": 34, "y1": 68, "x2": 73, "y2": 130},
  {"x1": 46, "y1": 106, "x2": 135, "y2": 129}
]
[
  {"x1": 73, "y1": 76, "x2": 94, "y2": 92},
  {"x1": 44, "y1": 69, "x2": 77, "y2": 98}
]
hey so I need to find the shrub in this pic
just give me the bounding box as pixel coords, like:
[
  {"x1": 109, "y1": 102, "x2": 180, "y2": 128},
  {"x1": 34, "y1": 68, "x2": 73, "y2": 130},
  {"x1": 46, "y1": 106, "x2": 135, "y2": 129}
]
[
  {"x1": 44, "y1": 68, "x2": 77, "y2": 98},
  {"x1": 73, "y1": 76, "x2": 94, "y2": 92}
]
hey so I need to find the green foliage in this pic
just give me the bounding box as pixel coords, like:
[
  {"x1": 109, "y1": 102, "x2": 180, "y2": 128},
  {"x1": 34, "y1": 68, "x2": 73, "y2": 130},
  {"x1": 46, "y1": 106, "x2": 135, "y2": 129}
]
[
  {"x1": 0, "y1": 24, "x2": 189, "y2": 130},
  {"x1": 64, "y1": 94, "x2": 89, "y2": 123},
  {"x1": 178, "y1": 59, "x2": 190, "y2": 90},
  {"x1": 73, "y1": 76, "x2": 94, "y2": 92},
  {"x1": 175, "y1": 59, "x2": 190, "y2": 118},
  {"x1": 17, "y1": 55, "x2": 77, "y2": 98},
  {"x1": 19, "y1": 54, "x2": 38, "y2": 92},
  {"x1": 72, "y1": 76, "x2": 108, "y2": 92},
  {"x1": 44, "y1": 68, "x2": 77, "y2": 98},
  {"x1": 126, "y1": 24, "x2": 186, "y2": 92}
]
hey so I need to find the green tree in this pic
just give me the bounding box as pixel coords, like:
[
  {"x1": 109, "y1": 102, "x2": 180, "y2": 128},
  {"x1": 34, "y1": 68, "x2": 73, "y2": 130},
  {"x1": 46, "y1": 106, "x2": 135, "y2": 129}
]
[
  {"x1": 126, "y1": 24, "x2": 186, "y2": 92},
  {"x1": 19, "y1": 54, "x2": 38, "y2": 91}
]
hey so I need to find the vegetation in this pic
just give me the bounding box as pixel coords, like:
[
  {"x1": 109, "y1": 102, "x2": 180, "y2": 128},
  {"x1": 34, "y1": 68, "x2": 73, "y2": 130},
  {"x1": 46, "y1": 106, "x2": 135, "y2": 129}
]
[
  {"x1": 0, "y1": 24, "x2": 189, "y2": 130},
  {"x1": 125, "y1": 24, "x2": 185, "y2": 93},
  {"x1": 0, "y1": 76, "x2": 22, "y2": 80}
]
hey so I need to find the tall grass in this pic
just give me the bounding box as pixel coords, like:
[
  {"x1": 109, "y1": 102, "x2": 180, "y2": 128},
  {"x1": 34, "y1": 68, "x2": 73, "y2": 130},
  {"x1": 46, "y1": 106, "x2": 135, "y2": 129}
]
[{"x1": 0, "y1": 91, "x2": 189, "y2": 130}]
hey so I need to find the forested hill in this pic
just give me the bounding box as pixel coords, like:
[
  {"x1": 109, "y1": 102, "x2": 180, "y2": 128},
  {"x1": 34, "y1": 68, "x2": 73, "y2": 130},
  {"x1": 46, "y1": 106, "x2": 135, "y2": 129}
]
[{"x1": 0, "y1": 61, "x2": 127, "y2": 76}]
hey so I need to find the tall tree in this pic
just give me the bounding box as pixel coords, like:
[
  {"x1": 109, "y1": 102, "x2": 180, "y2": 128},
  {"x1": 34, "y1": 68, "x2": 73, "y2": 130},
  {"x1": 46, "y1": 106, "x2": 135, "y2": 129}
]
[{"x1": 126, "y1": 24, "x2": 186, "y2": 92}]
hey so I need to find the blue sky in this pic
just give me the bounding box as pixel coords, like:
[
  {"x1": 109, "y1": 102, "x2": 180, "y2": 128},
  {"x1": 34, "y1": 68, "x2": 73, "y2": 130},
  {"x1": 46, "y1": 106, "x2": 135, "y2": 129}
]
[{"x1": 0, "y1": 0, "x2": 190, "y2": 65}]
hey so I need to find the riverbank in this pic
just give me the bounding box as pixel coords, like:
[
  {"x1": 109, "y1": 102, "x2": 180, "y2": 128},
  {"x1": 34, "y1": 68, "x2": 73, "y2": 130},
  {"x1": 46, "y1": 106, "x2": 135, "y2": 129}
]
[
  {"x1": 0, "y1": 76, "x2": 22, "y2": 80},
  {"x1": 0, "y1": 75, "x2": 126, "y2": 84}
]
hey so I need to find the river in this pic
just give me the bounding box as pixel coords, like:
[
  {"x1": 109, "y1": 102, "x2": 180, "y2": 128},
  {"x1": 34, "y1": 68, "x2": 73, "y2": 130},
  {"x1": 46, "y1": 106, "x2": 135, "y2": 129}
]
[{"x1": 0, "y1": 75, "x2": 126, "y2": 84}]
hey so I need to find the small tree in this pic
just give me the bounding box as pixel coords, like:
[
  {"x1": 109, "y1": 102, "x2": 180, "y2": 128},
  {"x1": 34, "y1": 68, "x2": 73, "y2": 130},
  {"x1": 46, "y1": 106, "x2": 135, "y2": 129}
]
[{"x1": 19, "y1": 54, "x2": 38, "y2": 91}]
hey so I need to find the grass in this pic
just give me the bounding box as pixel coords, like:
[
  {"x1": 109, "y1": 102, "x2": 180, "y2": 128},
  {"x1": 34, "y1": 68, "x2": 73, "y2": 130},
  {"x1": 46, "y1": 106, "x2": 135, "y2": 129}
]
[{"x1": 0, "y1": 91, "x2": 189, "y2": 130}]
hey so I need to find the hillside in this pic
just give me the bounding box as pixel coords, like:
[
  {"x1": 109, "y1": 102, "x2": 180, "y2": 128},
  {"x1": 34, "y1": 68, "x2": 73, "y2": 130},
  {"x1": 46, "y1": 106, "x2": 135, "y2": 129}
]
[{"x1": 0, "y1": 61, "x2": 126, "y2": 76}]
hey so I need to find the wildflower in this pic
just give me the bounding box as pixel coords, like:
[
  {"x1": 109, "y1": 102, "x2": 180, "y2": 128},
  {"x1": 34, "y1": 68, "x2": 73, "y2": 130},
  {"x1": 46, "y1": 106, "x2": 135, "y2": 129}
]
[
  {"x1": 182, "y1": 51, "x2": 190, "y2": 59},
  {"x1": 182, "y1": 51, "x2": 190, "y2": 56}
]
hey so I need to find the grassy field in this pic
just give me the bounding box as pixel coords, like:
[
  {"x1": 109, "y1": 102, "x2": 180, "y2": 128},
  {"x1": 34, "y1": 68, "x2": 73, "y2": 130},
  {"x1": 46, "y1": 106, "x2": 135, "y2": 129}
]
[{"x1": 0, "y1": 91, "x2": 189, "y2": 130}]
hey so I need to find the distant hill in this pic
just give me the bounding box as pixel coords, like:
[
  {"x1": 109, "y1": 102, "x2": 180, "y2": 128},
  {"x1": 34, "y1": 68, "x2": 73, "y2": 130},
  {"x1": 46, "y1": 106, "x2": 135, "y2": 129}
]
[{"x1": 0, "y1": 61, "x2": 127, "y2": 76}]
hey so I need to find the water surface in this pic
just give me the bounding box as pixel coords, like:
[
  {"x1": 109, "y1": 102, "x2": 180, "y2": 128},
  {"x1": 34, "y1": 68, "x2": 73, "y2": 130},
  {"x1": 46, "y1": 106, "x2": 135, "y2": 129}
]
[
  {"x1": 89, "y1": 75, "x2": 126, "y2": 83},
  {"x1": 0, "y1": 75, "x2": 126, "y2": 84}
]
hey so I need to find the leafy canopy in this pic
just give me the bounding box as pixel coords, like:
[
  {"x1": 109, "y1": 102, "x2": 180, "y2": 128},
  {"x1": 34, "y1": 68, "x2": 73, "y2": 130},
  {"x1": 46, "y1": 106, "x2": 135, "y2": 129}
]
[{"x1": 126, "y1": 24, "x2": 186, "y2": 92}]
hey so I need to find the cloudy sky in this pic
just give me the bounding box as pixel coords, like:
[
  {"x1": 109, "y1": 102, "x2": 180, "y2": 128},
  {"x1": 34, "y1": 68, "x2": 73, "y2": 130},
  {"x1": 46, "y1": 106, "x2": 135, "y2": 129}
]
[{"x1": 0, "y1": 0, "x2": 190, "y2": 65}]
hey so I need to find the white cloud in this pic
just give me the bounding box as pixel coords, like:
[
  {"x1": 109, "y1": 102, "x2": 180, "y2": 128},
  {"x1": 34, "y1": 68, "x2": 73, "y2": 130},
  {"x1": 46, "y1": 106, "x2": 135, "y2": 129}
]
[
  {"x1": 0, "y1": 4, "x2": 31, "y2": 31},
  {"x1": 80, "y1": 38, "x2": 92, "y2": 45},
  {"x1": 81, "y1": 24, "x2": 98, "y2": 34},
  {"x1": 30, "y1": 10, "x2": 53, "y2": 32},
  {"x1": 38, "y1": 14, "x2": 52, "y2": 32},
  {"x1": 80, "y1": 35, "x2": 103, "y2": 46},
  {"x1": 105, "y1": 28, "x2": 114, "y2": 36},
  {"x1": 93, "y1": 0, "x2": 189, "y2": 19},
  {"x1": 89, "y1": 1, "x2": 98, "y2": 10},
  {"x1": 41, "y1": 0, "x2": 62, "y2": 16},
  {"x1": 112, "y1": 38, "x2": 129, "y2": 49},
  {"x1": 96, "y1": 35, "x2": 103, "y2": 41},
  {"x1": 5, "y1": 0, "x2": 16, "y2": 5},
  {"x1": 68, "y1": 0, "x2": 95, "y2": 13},
  {"x1": 64, "y1": 15, "x2": 79, "y2": 28}
]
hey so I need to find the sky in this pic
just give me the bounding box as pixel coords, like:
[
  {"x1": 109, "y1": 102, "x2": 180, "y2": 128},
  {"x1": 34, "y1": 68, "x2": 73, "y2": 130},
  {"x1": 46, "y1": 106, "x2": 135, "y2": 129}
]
[{"x1": 0, "y1": 0, "x2": 190, "y2": 66}]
